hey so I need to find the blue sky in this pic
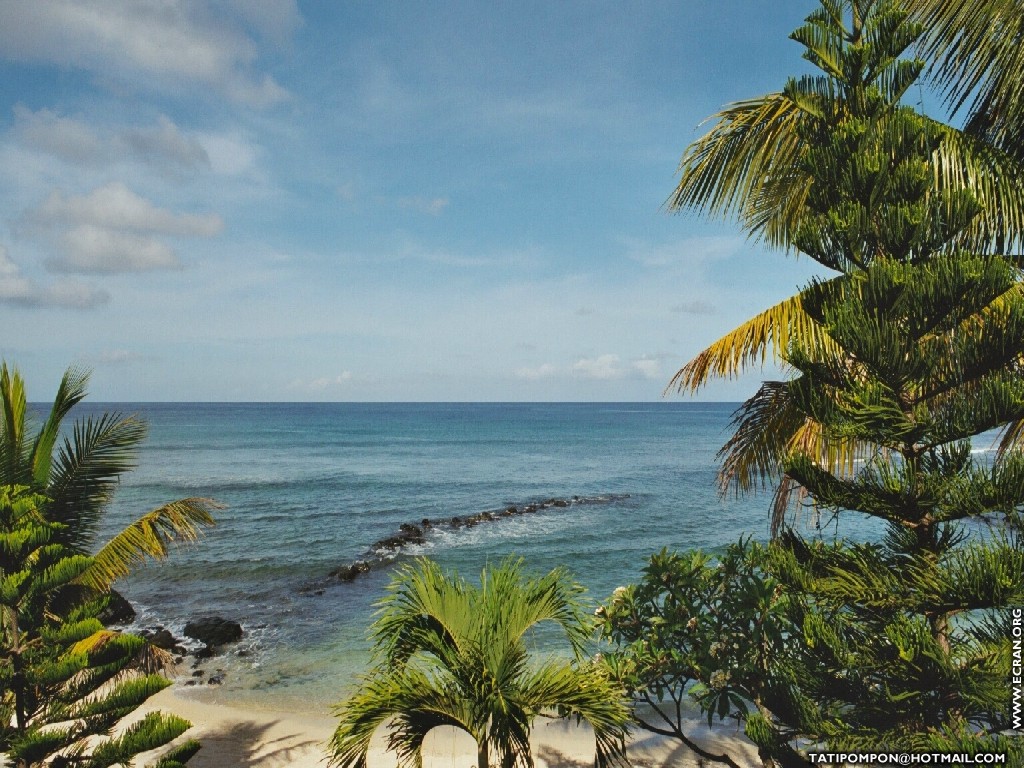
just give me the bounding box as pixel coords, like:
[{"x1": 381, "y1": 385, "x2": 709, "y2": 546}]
[{"x1": 0, "y1": 1, "x2": 827, "y2": 401}]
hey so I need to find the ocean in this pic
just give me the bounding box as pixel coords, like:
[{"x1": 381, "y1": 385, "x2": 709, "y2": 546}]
[{"x1": 86, "y1": 402, "x2": 794, "y2": 712}]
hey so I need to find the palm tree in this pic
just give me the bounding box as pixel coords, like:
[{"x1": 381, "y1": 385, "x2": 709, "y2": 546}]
[
  {"x1": 329, "y1": 557, "x2": 630, "y2": 768},
  {"x1": 666, "y1": 0, "x2": 1024, "y2": 507},
  {"x1": 908, "y1": 0, "x2": 1024, "y2": 160},
  {"x1": 0, "y1": 362, "x2": 218, "y2": 591}
]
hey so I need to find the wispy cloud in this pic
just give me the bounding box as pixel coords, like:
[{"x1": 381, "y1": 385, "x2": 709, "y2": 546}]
[
  {"x1": 121, "y1": 116, "x2": 210, "y2": 171},
  {"x1": 20, "y1": 182, "x2": 223, "y2": 273},
  {"x1": 514, "y1": 363, "x2": 557, "y2": 381},
  {"x1": 572, "y1": 354, "x2": 662, "y2": 381},
  {"x1": 95, "y1": 349, "x2": 142, "y2": 365},
  {"x1": 0, "y1": 1, "x2": 295, "y2": 107},
  {"x1": 12, "y1": 106, "x2": 105, "y2": 165},
  {"x1": 289, "y1": 372, "x2": 355, "y2": 392},
  {"x1": 13, "y1": 107, "x2": 210, "y2": 174},
  {"x1": 625, "y1": 236, "x2": 744, "y2": 268},
  {"x1": 0, "y1": 246, "x2": 108, "y2": 309},
  {"x1": 671, "y1": 300, "x2": 717, "y2": 315},
  {"x1": 396, "y1": 196, "x2": 449, "y2": 216}
]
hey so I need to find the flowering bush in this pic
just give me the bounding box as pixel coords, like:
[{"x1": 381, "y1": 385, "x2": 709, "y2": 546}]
[{"x1": 596, "y1": 539, "x2": 795, "y2": 767}]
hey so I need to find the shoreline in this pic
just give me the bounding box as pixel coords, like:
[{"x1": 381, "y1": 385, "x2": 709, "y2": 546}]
[{"x1": 134, "y1": 685, "x2": 761, "y2": 768}]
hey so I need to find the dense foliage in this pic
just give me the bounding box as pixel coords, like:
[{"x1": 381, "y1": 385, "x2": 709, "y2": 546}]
[
  {"x1": 331, "y1": 557, "x2": 630, "y2": 768},
  {"x1": 598, "y1": 542, "x2": 790, "y2": 768},
  {"x1": 0, "y1": 485, "x2": 200, "y2": 768},
  {"x1": 0, "y1": 364, "x2": 218, "y2": 767},
  {"x1": 603, "y1": 1, "x2": 1024, "y2": 765},
  {"x1": 0, "y1": 363, "x2": 218, "y2": 592}
]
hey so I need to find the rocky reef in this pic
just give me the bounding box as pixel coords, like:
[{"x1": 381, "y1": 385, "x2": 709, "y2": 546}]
[{"x1": 323, "y1": 493, "x2": 630, "y2": 585}]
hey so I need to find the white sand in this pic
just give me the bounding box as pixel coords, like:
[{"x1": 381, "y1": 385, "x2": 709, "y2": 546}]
[{"x1": 133, "y1": 686, "x2": 761, "y2": 768}]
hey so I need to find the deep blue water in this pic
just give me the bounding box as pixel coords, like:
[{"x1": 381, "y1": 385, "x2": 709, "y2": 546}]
[{"x1": 77, "y1": 402, "x2": 789, "y2": 710}]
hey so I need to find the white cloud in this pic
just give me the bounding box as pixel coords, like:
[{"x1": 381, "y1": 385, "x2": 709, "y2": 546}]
[
  {"x1": 53, "y1": 225, "x2": 181, "y2": 273},
  {"x1": 12, "y1": 107, "x2": 212, "y2": 174},
  {"x1": 41, "y1": 279, "x2": 112, "y2": 309},
  {"x1": 20, "y1": 182, "x2": 223, "y2": 274},
  {"x1": 514, "y1": 363, "x2": 557, "y2": 381},
  {"x1": 120, "y1": 116, "x2": 210, "y2": 170},
  {"x1": 0, "y1": 247, "x2": 35, "y2": 301},
  {"x1": 632, "y1": 357, "x2": 661, "y2": 379},
  {"x1": 27, "y1": 183, "x2": 222, "y2": 236},
  {"x1": 96, "y1": 349, "x2": 140, "y2": 364},
  {"x1": 572, "y1": 354, "x2": 623, "y2": 380},
  {"x1": 0, "y1": 1, "x2": 293, "y2": 107},
  {"x1": 12, "y1": 105, "x2": 105, "y2": 164},
  {"x1": 290, "y1": 372, "x2": 355, "y2": 391},
  {"x1": 571, "y1": 354, "x2": 661, "y2": 381},
  {"x1": 224, "y1": 0, "x2": 302, "y2": 47},
  {"x1": 195, "y1": 132, "x2": 259, "y2": 176},
  {"x1": 0, "y1": 246, "x2": 109, "y2": 308},
  {"x1": 336, "y1": 182, "x2": 357, "y2": 203}
]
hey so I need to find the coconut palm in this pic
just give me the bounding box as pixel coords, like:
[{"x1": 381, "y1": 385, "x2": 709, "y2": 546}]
[
  {"x1": 0, "y1": 362, "x2": 218, "y2": 591},
  {"x1": 667, "y1": 0, "x2": 1024, "y2": 504},
  {"x1": 909, "y1": 0, "x2": 1024, "y2": 159},
  {"x1": 329, "y1": 557, "x2": 630, "y2": 768}
]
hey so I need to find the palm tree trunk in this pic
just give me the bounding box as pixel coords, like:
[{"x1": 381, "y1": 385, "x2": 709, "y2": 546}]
[{"x1": 477, "y1": 735, "x2": 490, "y2": 768}]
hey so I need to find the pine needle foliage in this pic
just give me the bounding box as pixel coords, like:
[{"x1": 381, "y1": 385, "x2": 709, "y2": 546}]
[
  {"x1": 330, "y1": 557, "x2": 630, "y2": 768},
  {"x1": 745, "y1": 0, "x2": 1024, "y2": 757},
  {"x1": 605, "y1": 2, "x2": 1024, "y2": 765},
  {"x1": 667, "y1": 0, "x2": 1024, "y2": 493}
]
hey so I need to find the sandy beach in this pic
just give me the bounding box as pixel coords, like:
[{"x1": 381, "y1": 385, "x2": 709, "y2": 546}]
[{"x1": 133, "y1": 686, "x2": 760, "y2": 768}]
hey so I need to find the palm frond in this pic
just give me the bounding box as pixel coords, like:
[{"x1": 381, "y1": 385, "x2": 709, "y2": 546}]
[
  {"x1": 479, "y1": 559, "x2": 591, "y2": 657},
  {"x1": 931, "y1": 121, "x2": 1024, "y2": 253},
  {"x1": 995, "y1": 416, "x2": 1024, "y2": 458},
  {"x1": 334, "y1": 558, "x2": 629, "y2": 768},
  {"x1": 717, "y1": 381, "x2": 805, "y2": 495},
  {"x1": 373, "y1": 557, "x2": 473, "y2": 667},
  {"x1": 44, "y1": 413, "x2": 148, "y2": 551},
  {"x1": 0, "y1": 363, "x2": 31, "y2": 487},
  {"x1": 30, "y1": 366, "x2": 89, "y2": 490},
  {"x1": 331, "y1": 670, "x2": 471, "y2": 768},
  {"x1": 519, "y1": 659, "x2": 631, "y2": 768},
  {"x1": 77, "y1": 498, "x2": 220, "y2": 592},
  {"x1": 667, "y1": 284, "x2": 841, "y2": 393},
  {"x1": 908, "y1": 0, "x2": 1024, "y2": 156},
  {"x1": 668, "y1": 92, "x2": 809, "y2": 249}
]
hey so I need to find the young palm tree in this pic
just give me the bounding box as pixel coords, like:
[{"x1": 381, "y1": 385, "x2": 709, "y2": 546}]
[
  {"x1": 0, "y1": 363, "x2": 218, "y2": 591},
  {"x1": 330, "y1": 558, "x2": 630, "y2": 768},
  {"x1": 666, "y1": 0, "x2": 1024, "y2": 507}
]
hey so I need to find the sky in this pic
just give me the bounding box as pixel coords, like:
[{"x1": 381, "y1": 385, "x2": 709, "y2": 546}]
[{"x1": 0, "y1": 0, "x2": 830, "y2": 402}]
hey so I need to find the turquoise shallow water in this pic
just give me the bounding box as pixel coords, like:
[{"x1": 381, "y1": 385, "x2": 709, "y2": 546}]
[{"x1": 80, "y1": 402, "x2": 787, "y2": 711}]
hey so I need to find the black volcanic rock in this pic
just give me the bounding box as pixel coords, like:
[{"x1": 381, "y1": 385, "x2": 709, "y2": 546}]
[
  {"x1": 330, "y1": 560, "x2": 371, "y2": 582},
  {"x1": 98, "y1": 589, "x2": 136, "y2": 626},
  {"x1": 184, "y1": 617, "x2": 243, "y2": 648},
  {"x1": 322, "y1": 493, "x2": 631, "y2": 586}
]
